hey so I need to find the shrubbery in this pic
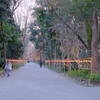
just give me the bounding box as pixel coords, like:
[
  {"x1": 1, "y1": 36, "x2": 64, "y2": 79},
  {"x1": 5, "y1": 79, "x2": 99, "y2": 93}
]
[
  {"x1": 46, "y1": 64, "x2": 100, "y2": 82},
  {"x1": 67, "y1": 69, "x2": 90, "y2": 79},
  {"x1": 67, "y1": 69, "x2": 100, "y2": 82},
  {"x1": 12, "y1": 63, "x2": 25, "y2": 69},
  {"x1": 90, "y1": 74, "x2": 100, "y2": 82},
  {"x1": 0, "y1": 58, "x2": 4, "y2": 68}
]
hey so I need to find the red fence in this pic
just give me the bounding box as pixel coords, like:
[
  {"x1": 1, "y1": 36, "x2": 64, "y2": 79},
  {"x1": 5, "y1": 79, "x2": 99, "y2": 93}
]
[
  {"x1": 45, "y1": 58, "x2": 91, "y2": 71},
  {"x1": 8, "y1": 59, "x2": 27, "y2": 63}
]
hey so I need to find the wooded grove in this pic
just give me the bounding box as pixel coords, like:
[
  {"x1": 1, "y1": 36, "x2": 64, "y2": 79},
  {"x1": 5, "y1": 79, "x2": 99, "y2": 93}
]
[
  {"x1": 0, "y1": 0, "x2": 23, "y2": 66},
  {"x1": 29, "y1": 0, "x2": 100, "y2": 74}
]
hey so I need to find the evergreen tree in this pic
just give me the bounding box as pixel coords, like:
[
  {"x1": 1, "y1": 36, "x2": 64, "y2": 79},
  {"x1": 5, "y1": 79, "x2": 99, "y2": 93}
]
[{"x1": 0, "y1": 0, "x2": 10, "y2": 64}]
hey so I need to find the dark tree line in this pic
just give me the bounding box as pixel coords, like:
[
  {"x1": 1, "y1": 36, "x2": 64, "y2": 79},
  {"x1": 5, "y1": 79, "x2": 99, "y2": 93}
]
[{"x1": 0, "y1": 0, "x2": 23, "y2": 66}]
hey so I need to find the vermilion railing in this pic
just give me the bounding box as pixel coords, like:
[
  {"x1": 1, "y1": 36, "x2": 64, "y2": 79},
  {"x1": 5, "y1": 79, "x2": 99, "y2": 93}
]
[
  {"x1": 45, "y1": 58, "x2": 91, "y2": 71},
  {"x1": 8, "y1": 59, "x2": 27, "y2": 63},
  {"x1": 45, "y1": 59, "x2": 91, "y2": 63}
]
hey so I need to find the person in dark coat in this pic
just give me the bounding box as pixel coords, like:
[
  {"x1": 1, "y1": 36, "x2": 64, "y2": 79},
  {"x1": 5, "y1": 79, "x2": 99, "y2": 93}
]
[{"x1": 39, "y1": 60, "x2": 42, "y2": 68}]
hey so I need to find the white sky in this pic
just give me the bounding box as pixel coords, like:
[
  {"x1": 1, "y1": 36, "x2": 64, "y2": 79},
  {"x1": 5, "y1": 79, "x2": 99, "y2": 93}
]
[
  {"x1": 14, "y1": 0, "x2": 36, "y2": 57},
  {"x1": 14, "y1": 0, "x2": 36, "y2": 29}
]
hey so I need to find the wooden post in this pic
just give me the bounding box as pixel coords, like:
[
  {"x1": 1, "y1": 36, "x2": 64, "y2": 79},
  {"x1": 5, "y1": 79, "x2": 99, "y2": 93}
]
[
  {"x1": 64, "y1": 62, "x2": 65, "y2": 74},
  {"x1": 78, "y1": 59, "x2": 80, "y2": 73}
]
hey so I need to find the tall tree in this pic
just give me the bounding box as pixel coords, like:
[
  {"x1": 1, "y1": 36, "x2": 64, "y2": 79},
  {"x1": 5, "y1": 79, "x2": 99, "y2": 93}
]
[
  {"x1": 33, "y1": 0, "x2": 100, "y2": 74},
  {"x1": 45, "y1": 0, "x2": 100, "y2": 74},
  {"x1": 3, "y1": 22, "x2": 23, "y2": 59},
  {"x1": 91, "y1": 12, "x2": 100, "y2": 74},
  {"x1": 30, "y1": 3, "x2": 56, "y2": 60},
  {"x1": 13, "y1": 0, "x2": 34, "y2": 58},
  {"x1": 0, "y1": 0, "x2": 11, "y2": 64},
  {"x1": 68, "y1": 0, "x2": 100, "y2": 74}
]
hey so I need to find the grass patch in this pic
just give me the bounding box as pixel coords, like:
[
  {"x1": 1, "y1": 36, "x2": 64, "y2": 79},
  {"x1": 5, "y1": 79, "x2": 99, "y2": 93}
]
[
  {"x1": 67, "y1": 69, "x2": 100, "y2": 82},
  {"x1": 0, "y1": 67, "x2": 3, "y2": 71},
  {"x1": 12, "y1": 62, "x2": 25, "y2": 69},
  {"x1": 45, "y1": 64, "x2": 100, "y2": 83},
  {"x1": 90, "y1": 74, "x2": 100, "y2": 82},
  {"x1": 67, "y1": 69, "x2": 90, "y2": 79}
]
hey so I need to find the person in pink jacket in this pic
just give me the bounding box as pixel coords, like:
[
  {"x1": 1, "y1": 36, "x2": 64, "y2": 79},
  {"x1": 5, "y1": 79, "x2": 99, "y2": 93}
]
[{"x1": 4, "y1": 60, "x2": 12, "y2": 77}]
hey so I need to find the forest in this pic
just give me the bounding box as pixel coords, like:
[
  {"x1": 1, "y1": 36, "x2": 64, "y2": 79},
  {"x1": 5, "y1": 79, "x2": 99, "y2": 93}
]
[
  {"x1": 0, "y1": 0, "x2": 23, "y2": 66},
  {"x1": 29, "y1": 0, "x2": 100, "y2": 74},
  {"x1": 0, "y1": 0, "x2": 100, "y2": 75}
]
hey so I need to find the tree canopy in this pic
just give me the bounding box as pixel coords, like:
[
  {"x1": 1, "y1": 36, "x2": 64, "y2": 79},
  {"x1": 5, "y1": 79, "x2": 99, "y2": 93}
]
[
  {"x1": 29, "y1": 0, "x2": 100, "y2": 74},
  {"x1": 0, "y1": 0, "x2": 23, "y2": 66}
]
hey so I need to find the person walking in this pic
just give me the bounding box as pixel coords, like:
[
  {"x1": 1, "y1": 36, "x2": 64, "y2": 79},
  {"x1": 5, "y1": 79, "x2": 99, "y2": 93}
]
[
  {"x1": 4, "y1": 60, "x2": 12, "y2": 77},
  {"x1": 39, "y1": 60, "x2": 42, "y2": 68}
]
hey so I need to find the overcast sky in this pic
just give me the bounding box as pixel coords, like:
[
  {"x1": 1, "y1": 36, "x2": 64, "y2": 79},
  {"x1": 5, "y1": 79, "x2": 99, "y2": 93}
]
[
  {"x1": 14, "y1": 0, "x2": 36, "y2": 28},
  {"x1": 14, "y1": 0, "x2": 36, "y2": 57}
]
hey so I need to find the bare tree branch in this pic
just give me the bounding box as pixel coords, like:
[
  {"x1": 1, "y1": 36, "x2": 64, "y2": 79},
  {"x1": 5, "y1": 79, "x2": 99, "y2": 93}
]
[
  {"x1": 10, "y1": 0, "x2": 22, "y2": 14},
  {"x1": 46, "y1": 0, "x2": 88, "y2": 49}
]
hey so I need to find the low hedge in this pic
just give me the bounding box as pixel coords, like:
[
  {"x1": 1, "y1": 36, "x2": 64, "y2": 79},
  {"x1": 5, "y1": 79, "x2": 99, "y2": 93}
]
[
  {"x1": 12, "y1": 62, "x2": 25, "y2": 69},
  {"x1": 67, "y1": 69, "x2": 100, "y2": 82}
]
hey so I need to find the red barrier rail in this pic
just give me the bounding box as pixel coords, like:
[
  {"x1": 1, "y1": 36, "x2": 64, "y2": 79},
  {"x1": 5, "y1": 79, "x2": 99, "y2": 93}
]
[
  {"x1": 45, "y1": 58, "x2": 91, "y2": 71},
  {"x1": 45, "y1": 59, "x2": 91, "y2": 63},
  {"x1": 8, "y1": 59, "x2": 27, "y2": 63}
]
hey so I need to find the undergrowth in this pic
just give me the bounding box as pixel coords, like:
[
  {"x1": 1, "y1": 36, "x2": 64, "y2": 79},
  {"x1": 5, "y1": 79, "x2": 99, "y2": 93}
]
[
  {"x1": 67, "y1": 69, "x2": 100, "y2": 82},
  {"x1": 46, "y1": 64, "x2": 100, "y2": 82}
]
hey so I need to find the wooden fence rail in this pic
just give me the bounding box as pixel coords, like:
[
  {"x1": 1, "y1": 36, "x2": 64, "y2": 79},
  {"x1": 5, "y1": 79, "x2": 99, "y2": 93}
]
[
  {"x1": 45, "y1": 58, "x2": 91, "y2": 72},
  {"x1": 8, "y1": 59, "x2": 27, "y2": 63}
]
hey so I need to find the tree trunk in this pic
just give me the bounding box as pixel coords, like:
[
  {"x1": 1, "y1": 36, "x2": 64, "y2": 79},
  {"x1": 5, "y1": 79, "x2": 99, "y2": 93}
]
[
  {"x1": 50, "y1": 33, "x2": 53, "y2": 66},
  {"x1": 85, "y1": 22, "x2": 92, "y2": 49},
  {"x1": 0, "y1": 21, "x2": 6, "y2": 64},
  {"x1": 54, "y1": 41, "x2": 57, "y2": 60},
  {"x1": 91, "y1": 12, "x2": 100, "y2": 74},
  {"x1": 3, "y1": 40, "x2": 6, "y2": 64}
]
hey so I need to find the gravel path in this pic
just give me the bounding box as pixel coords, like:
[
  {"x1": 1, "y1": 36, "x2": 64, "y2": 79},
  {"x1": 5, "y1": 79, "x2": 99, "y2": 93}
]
[{"x1": 0, "y1": 62, "x2": 100, "y2": 100}]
